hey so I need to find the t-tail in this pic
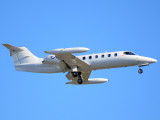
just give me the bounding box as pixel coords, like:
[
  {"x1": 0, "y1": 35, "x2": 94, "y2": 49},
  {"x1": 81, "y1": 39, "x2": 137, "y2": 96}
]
[{"x1": 2, "y1": 44, "x2": 40, "y2": 68}]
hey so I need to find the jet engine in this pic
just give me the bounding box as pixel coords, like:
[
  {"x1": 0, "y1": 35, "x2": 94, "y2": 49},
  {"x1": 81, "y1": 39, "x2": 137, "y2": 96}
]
[{"x1": 42, "y1": 55, "x2": 60, "y2": 64}]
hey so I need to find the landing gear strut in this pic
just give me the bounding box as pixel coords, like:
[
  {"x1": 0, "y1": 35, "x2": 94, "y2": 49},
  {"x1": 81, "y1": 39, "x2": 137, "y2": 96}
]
[{"x1": 138, "y1": 68, "x2": 143, "y2": 74}]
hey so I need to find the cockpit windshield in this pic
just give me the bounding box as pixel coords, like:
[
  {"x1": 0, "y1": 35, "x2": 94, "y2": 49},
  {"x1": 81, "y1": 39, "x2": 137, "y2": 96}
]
[{"x1": 124, "y1": 52, "x2": 136, "y2": 55}]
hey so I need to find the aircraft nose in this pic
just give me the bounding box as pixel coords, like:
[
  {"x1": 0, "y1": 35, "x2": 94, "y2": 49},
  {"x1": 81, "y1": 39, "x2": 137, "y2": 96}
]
[
  {"x1": 140, "y1": 57, "x2": 157, "y2": 63},
  {"x1": 150, "y1": 58, "x2": 157, "y2": 63}
]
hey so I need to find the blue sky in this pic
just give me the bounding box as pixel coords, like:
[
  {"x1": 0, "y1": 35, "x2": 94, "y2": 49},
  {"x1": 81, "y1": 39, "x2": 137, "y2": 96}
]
[{"x1": 0, "y1": 0, "x2": 160, "y2": 120}]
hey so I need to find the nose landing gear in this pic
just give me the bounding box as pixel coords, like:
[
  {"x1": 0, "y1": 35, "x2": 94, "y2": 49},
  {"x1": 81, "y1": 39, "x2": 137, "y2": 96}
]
[{"x1": 138, "y1": 68, "x2": 143, "y2": 74}]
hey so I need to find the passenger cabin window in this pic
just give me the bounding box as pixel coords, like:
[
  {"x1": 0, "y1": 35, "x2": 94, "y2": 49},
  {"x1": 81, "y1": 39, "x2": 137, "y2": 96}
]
[
  {"x1": 114, "y1": 53, "x2": 117, "y2": 57},
  {"x1": 108, "y1": 54, "x2": 111, "y2": 57},
  {"x1": 83, "y1": 57, "x2": 86, "y2": 60},
  {"x1": 89, "y1": 56, "x2": 92, "y2": 59},
  {"x1": 95, "y1": 55, "x2": 98, "y2": 59},
  {"x1": 124, "y1": 52, "x2": 136, "y2": 55},
  {"x1": 101, "y1": 54, "x2": 104, "y2": 58}
]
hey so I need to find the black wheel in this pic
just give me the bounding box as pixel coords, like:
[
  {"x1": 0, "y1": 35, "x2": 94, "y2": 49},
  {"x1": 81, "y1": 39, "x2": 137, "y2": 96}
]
[
  {"x1": 138, "y1": 68, "x2": 143, "y2": 74},
  {"x1": 72, "y1": 72, "x2": 78, "y2": 77},
  {"x1": 77, "y1": 78, "x2": 83, "y2": 84},
  {"x1": 77, "y1": 72, "x2": 83, "y2": 84}
]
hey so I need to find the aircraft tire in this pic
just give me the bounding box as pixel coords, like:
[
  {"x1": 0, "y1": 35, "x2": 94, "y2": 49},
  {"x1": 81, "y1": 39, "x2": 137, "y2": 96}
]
[
  {"x1": 77, "y1": 78, "x2": 83, "y2": 84},
  {"x1": 138, "y1": 68, "x2": 143, "y2": 74},
  {"x1": 72, "y1": 72, "x2": 78, "y2": 77}
]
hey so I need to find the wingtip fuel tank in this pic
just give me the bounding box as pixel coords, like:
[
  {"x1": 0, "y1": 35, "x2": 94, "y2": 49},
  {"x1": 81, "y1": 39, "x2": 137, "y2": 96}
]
[
  {"x1": 44, "y1": 47, "x2": 90, "y2": 54},
  {"x1": 66, "y1": 78, "x2": 109, "y2": 85}
]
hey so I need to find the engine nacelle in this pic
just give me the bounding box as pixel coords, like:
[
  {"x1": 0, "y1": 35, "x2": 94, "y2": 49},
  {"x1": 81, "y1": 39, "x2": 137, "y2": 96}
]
[
  {"x1": 42, "y1": 55, "x2": 60, "y2": 64},
  {"x1": 66, "y1": 78, "x2": 109, "y2": 85}
]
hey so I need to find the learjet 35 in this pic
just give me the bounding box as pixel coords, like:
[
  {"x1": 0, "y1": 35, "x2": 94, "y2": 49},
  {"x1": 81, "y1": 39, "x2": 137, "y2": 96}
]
[{"x1": 3, "y1": 44, "x2": 157, "y2": 85}]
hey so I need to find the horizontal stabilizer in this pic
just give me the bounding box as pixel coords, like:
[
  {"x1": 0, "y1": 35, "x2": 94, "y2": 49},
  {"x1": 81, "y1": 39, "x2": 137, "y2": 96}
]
[{"x1": 2, "y1": 44, "x2": 23, "y2": 52}]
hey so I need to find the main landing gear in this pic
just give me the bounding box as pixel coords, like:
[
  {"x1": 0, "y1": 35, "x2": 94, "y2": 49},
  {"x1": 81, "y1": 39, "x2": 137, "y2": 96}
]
[
  {"x1": 138, "y1": 68, "x2": 143, "y2": 74},
  {"x1": 72, "y1": 72, "x2": 83, "y2": 84}
]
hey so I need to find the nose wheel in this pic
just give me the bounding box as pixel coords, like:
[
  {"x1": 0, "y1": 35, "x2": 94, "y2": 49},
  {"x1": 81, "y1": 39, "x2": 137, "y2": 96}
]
[{"x1": 138, "y1": 68, "x2": 143, "y2": 74}]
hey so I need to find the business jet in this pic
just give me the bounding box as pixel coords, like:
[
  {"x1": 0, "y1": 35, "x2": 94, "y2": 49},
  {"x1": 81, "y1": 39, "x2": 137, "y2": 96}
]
[{"x1": 2, "y1": 44, "x2": 157, "y2": 85}]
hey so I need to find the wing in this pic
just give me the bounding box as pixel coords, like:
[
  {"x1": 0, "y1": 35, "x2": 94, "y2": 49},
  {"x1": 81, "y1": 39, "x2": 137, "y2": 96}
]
[
  {"x1": 66, "y1": 70, "x2": 92, "y2": 84},
  {"x1": 44, "y1": 48, "x2": 91, "y2": 84},
  {"x1": 44, "y1": 47, "x2": 90, "y2": 70}
]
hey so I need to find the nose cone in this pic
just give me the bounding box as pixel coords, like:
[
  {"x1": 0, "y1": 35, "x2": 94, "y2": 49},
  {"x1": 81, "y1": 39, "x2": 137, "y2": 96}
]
[
  {"x1": 139, "y1": 57, "x2": 157, "y2": 64},
  {"x1": 150, "y1": 58, "x2": 157, "y2": 63},
  {"x1": 145, "y1": 58, "x2": 157, "y2": 63}
]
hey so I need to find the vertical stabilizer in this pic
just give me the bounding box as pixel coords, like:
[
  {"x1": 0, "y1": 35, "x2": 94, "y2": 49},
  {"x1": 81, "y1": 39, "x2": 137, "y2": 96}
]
[{"x1": 2, "y1": 44, "x2": 39, "y2": 65}]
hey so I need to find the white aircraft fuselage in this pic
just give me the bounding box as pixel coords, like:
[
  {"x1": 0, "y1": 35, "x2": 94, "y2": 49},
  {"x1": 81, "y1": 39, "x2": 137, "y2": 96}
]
[
  {"x1": 15, "y1": 51, "x2": 156, "y2": 73},
  {"x1": 3, "y1": 44, "x2": 157, "y2": 85}
]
